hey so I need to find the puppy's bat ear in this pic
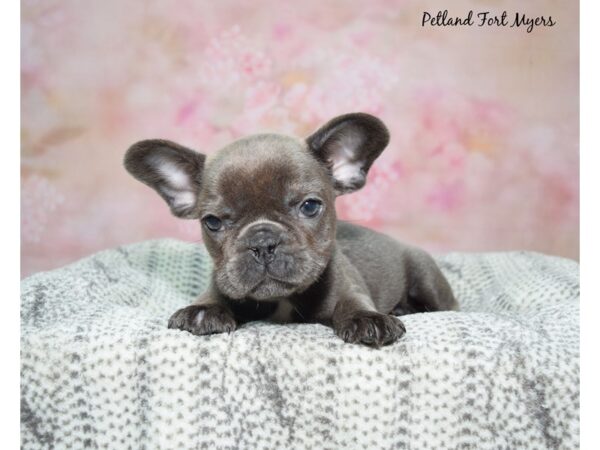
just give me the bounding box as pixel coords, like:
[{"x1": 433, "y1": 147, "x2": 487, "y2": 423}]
[
  {"x1": 306, "y1": 112, "x2": 390, "y2": 195},
  {"x1": 124, "y1": 139, "x2": 206, "y2": 219}
]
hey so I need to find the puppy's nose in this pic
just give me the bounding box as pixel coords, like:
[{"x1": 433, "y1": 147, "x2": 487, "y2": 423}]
[{"x1": 246, "y1": 225, "x2": 281, "y2": 265}]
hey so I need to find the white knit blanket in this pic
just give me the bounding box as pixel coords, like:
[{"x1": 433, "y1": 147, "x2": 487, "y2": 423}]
[{"x1": 21, "y1": 239, "x2": 580, "y2": 449}]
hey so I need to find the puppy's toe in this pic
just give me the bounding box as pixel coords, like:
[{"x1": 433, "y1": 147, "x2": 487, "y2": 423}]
[
  {"x1": 168, "y1": 304, "x2": 236, "y2": 336},
  {"x1": 379, "y1": 314, "x2": 406, "y2": 345},
  {"x1": 335, "y1": 311, "x2": 405, "y2": 347},
  {"x1": 197, "y1": 306, "x2": 236, "y2": 335},
  {"x1": 337, "y1": 319, "x2": 359, "y2": 343},
  {"x1": 167, "y1": 304, "x2": 202, "y2": 331},
  {"x1": 359, "y1": 317, "x2": 381, "y2": 345}
]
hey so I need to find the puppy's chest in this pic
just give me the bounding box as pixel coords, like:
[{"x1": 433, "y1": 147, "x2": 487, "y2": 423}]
[
  {"x1": 268, "y1": 299, "x2": 296, "y2": 323},
  {"x1": 228, "y1": 298, "x2": 300, "y2": 324}
]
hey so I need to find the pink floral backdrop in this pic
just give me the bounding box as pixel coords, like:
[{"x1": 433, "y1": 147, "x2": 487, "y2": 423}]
[{"x1": 21, "y1": 0, "x2": 579, "y2": 277}]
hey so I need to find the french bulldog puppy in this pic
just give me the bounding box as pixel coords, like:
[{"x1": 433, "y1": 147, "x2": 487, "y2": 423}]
[{"x1": 124, "y1": 113, "x2": 456, "y2": 347}]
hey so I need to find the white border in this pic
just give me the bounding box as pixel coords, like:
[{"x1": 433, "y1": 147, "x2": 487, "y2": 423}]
[
  {"x1": 1, "y1": 0, "x2": 21, "y2": 447},
  {"x1": 580, "y1": 0, "x2": 598, "y2": 448},
  {"x1": 8, "y1": 0, "x2": 591, "y2": 447}
]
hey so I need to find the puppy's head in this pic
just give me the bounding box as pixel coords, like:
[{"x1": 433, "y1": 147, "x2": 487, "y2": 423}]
[{"x1": 125, "y1": 113, "x2": 389, "y2": 300}]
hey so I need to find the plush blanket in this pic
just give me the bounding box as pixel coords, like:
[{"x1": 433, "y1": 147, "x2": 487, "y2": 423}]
[{"x1": 21, "y1": 239, "x2": 580, "y2": 450}]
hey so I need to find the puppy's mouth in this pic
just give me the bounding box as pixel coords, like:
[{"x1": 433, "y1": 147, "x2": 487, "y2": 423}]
[
  {"x1": 216, "y1": 243, "x2": 330, "y2": 301},
  {"x1": 263, "y1": 273, "x2": 296, "y2": 286},
  {"x1": 248, "y1": 274, "x2": 298, "y2": 299}
]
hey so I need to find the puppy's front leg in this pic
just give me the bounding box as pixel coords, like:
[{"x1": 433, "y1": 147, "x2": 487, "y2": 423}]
[
  {"x1": 332, "y1": 294, "x2": 406, "y2": 347},
  {"x1": 168, "y1": 291, "x2": 236, "y2": 336}
]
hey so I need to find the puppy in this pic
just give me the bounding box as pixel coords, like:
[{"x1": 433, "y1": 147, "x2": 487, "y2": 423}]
[{"x1": 124, "y1": 113, "x2": 457, "y2": 347}]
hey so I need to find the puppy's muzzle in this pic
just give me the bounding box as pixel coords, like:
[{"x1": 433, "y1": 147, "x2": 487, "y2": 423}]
[{"x1": 245, "y1": 223, "x2": 282, "y2": 266}]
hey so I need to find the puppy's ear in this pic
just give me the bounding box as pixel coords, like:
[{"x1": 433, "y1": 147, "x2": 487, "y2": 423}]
[
  {"x1": 306, "y1": 113, "x2": 390, "y2": 195},
  {"x1": 124, "y1": 139, "x2": 206, "y2": 219}
]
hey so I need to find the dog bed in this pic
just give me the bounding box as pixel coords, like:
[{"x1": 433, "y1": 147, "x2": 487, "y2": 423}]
[{"x1": 21, "y1": 239, "x2": 580, "y2": 449}]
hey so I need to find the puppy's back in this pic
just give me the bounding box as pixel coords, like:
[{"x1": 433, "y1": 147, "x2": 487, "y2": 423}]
[{"x1": 336, "y1": 221, "x2": 457, "y2": 313}]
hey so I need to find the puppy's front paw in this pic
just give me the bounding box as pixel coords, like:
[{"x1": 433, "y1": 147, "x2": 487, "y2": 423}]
[
  {"x1": 168, "y1": 304, "x2": 236, "y2": 336},
  {"x1": 334, "y1": 311, "x2": 406, "y2": 347}
]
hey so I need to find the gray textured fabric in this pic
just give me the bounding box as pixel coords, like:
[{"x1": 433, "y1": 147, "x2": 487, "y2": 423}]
[{"x1": 21, "y1": 239, "x2": 580, "y2": 449}]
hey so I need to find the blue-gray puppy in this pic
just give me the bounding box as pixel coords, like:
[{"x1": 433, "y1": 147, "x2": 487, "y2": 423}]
[{"x1": 124, "y1": 113, "x2": 456, "y2": 347}]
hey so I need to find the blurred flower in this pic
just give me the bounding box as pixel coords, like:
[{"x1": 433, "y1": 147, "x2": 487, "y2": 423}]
[
  {"x1": 21, "y1": 175, "x2": 64, "y2": 244},
  {"x1": 20, "y1": 0, "x2": 580, "y2": 276}
]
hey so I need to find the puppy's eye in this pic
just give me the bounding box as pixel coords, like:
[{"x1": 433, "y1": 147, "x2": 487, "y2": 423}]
[
  {"x1": 299, "y1": 199, "x2": 322, "y2": 218},
  {"x1": 202, "y1": 215, "x2": 223, "y2": 232}
]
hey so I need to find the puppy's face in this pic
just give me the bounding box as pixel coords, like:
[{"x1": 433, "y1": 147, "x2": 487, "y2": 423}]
[
  {"x1": 196, "y1": 136, "x2": 337, "y2": 300},
  {"x1": 125, "y1": 113, "x2": 389, "y2": 300}
]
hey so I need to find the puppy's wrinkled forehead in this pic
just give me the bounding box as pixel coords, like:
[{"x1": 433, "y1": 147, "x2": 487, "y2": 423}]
[{"x1": 202, "y1": 134, "x2": 328, "y2": 211}]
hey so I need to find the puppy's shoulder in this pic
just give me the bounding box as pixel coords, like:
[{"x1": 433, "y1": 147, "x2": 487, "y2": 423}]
[
  {"x1": 335, "y1": 220, "x2": 428, "y2": 260},
  {"x1": 336, "y1": 220, "x2": 406, "y2": 247}
]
